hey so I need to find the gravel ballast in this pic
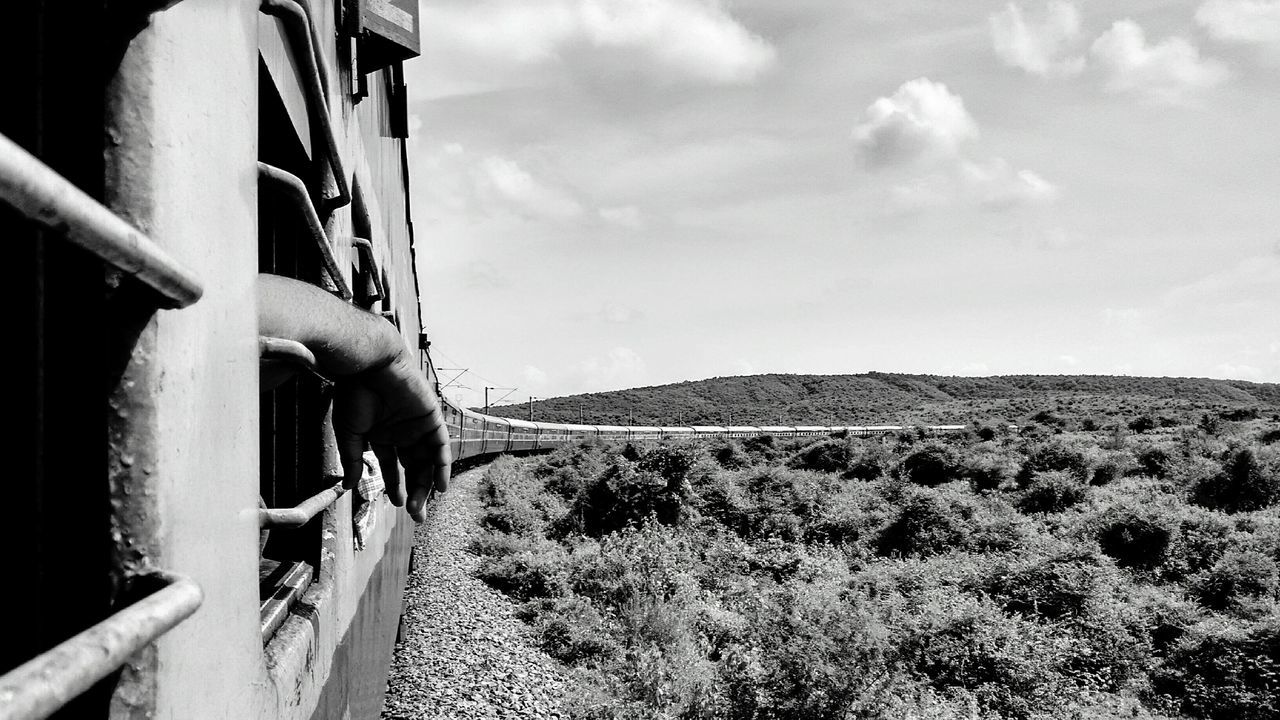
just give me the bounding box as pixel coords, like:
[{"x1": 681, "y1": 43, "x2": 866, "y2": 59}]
[{"x1": 382, "y1": 466, "x2": 572, "y2": 719}]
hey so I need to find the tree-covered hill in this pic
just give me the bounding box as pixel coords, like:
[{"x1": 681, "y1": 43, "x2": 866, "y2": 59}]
[{"x1": 481, "y1": 373, "x2": 1280, "y2": 427}]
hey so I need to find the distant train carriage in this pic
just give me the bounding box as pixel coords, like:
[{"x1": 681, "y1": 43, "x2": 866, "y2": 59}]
[
  {"x1": 505, "y1": 418, "x2": 540, "y2": 452},
  {"x1": 563, "y1": 424, "x2": 597, "y2": 440},
  {"x1": 536, "y1": 423, "x2": 570, "y2": 447},
  {"x1": 691, "y1": 426, "x2": 727, "y2": 437},
  {"x1": 793, "y1": 426, "x2": 829, "y2": 437},
  {"x1": 594, "y1": 425, "x2": 630, "y2": 441},
  {"x1": 660, "y1": 426, "x2": 695, "y2": 440},
  {"x1": 628, "y1": 426, "x2": 662, "y2": 441},
  {"x1": 725, "y1": 426, "x2": 762, "y2": 438},
  {"x1": 757, "y1": 425, "x2": 795, "y2": 438}
]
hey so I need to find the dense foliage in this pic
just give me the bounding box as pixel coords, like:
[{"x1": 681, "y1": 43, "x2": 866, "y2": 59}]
[
  {"x1": 484, "y1": 373, "x2": 1280, "y2": 427},
  {"x1": 471, "y1": 419, "x2": 1280, "y2": 719}
]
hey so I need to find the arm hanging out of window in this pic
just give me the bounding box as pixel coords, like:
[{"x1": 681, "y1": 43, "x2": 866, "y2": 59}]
[{"x1": 257, "y1": 273, "x2": 450, "y2": 522}]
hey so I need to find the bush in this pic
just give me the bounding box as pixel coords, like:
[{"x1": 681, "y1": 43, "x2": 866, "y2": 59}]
[
  {"x1": 984, "y1": 548, "x2": 1116, "y2": 621},
  {"x1": 847, "y1": 441, "x2": 894, "y2": 481},
  {"x1": 898, "y1": 591, "x2": 1068, "y2": 720},
  {"x1": 1016, "y1": 439, "x2": 1091, "y2": 486},
  {"x1": 1096, "y1": 508, "x2": 1174, "y2": 570},
  {"x1": 900, "y1": 443, "x2": 964, "y2": 486},
  {"x1": 1150, "y1": 619, "x2": 1280, "y2": 720},
  {"x1": 1091, "y1": 451, "x2": 1135, "y2": 486},
  {"x1": 788, "y1": 438, "x2": 851, "y2": 474},
  {"x1": 556, "y1": 462, "x2": 687, "y2": 538},
  {"x1": 1133, "y1": 445, "x2": 1175, "y2": 479},
  {"x1": 964, "y1": 449, "x2": 1020, "y2": 492},
  {"x1": 1128, "y1": 415, "x2": 1157, "y2": 434},
  {"x1": 876, "y1": 492, "x2": 971, "y2": 557},
  {"x1": 712, "y1": 441, "x2": 751, "y2": 470},
  {"x1": 476, "y1": 542, "x2": 569, "y2": 601},
  {"x1": 1018, "y1": 471, "x2": 1090, "y2": 514},
  {"x1": 1194, "y1": 550, "x2": 1280, "y2": 610},
  {"x1": 1192, "y1": 445, "x2": 1280, "y2": 513}
]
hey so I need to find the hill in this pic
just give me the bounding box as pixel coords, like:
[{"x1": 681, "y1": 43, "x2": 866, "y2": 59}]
[{"x1": 481, "y1": 372, "x2": 1280, "y2": 427}]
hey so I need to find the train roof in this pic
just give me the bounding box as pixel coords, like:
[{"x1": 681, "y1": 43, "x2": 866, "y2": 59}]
[
  {"x1": 691, "y1": 426, "x2": 727, "y2": 432},
  {"x1": 505, "y1": 418, "x2": 538, "y2": 429},
  {"x1": 659, "y1": 426, "x2": 694, "y2": 432},
  {"x1": 725, "y1": 426, "x2": 761, "y2": 432},
  {"x1": 594, "y1": 425, "x2": 628, "y2": 432},
  {"x1": 628, "y1": 426, "x2": 662, "y2": 432},
  {"x1": 756, "y1": 425, "x2": 794, "y2": 433},
  {"x1": 793, "y1": 425, "x2": 829, "y2": 432}
]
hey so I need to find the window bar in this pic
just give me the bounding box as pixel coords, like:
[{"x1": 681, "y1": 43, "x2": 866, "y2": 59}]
[
  {"x1": 259, "y1": 336, "x2": 318, "y2": 373},
  {"x1": 350, "y1": 237, "x2": 384, "y2": 302},
  {"x1": 258, "y1": 481, "x2": 347, "y2": 529},
  {"x1": 0, "y1": 132, "x2": 203, "y2": 309},
  {"x1": 259, "y1": 0, "x2": 351, "y2": 211},
  {"x1": 0, "y1": 572, "x2": 203, "y2": 720},
  {"x1": 257, "y1": 162, "x2": 353, "y2": 301}
]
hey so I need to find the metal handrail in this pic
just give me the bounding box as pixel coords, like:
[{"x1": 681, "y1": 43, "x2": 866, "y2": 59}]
[
  {"x1": 0, "y1": 132, "x2": 203, "y2": 309},
  {"x1": 0, "y1": 571, "x2": 203, "y2": 720},
  {"x1": 259, "y1": 481, "x2": 347, "y2": 528},
  {"x1": 259, "y1": 336, "x2": 318, "y2": 372},
  {"x1": 260, "y1": 0, "x2": 351, "y2": 211},
  {"x1": 257, "y1": 162, "x2": 353, "y2": 301},
  {"x1": 350, "y1": 237, "x2": 385, "y2": 302}
]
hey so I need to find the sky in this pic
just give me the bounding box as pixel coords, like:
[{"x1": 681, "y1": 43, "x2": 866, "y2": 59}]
[{"x1": 403, "y1": 0, "x2": 1280, "y2": 410}]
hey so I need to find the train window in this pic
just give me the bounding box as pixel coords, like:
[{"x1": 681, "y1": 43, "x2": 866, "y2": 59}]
[{"x1": 257, "y1": 59, "x2": 332, "y2": 643}]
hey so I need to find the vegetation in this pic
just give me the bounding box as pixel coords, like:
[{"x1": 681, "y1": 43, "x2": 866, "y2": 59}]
[
  {"x1": 471, "y1": 417, "x2": 1280, "y2": 719},
  {"x1": 484, "y1": 373, "x2": 1280, "y2": 428}
]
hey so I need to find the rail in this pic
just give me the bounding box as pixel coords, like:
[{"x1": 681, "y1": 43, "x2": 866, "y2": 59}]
[
  {"x1": 259, "y1": 0, "x2": 351, "y2": 210},
  {"x1": 259, "y1": 481, "x2": 347, "y2": 528},
  {"x1": 259, "y1": 336, "x2": 318, "y2": 372},
  {"x1": 0, "y1": 132, "x2": 203, "y2": 309},
  {"x1": 350, "y1": 237, "x2": 385, "y2": 302},
  {"x1": 0, "y1": 572, "x2": 203, "y2": 720},
  {"x1": 257, "y1": 162, "x2": 353, "y2": 301}
]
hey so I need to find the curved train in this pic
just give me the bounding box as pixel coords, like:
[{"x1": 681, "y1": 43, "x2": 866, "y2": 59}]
[
  {"x1": 440, "y1": 400, "x2": 966, "y2": 461},
  {"x1": 0, "y1": 3, "x2": 959, "y2": 720}
]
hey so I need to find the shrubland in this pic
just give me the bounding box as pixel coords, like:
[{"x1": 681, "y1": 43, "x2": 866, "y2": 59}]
[{"x1": 470, "y1": 419, "x2": 1280, "y2": 719}]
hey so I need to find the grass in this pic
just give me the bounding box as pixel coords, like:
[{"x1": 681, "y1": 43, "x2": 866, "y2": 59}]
[{"x1": 470, "y1": 420, "x2": 1280, "y2": 719}]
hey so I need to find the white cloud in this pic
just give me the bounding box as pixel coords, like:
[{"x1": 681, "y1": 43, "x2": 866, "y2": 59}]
[
  {"x1": 1058, "y1": 354, "x2": 1080, "y2": 366},
  {"x1": 476, "y1": 156, "x2": 584, "y2": 220},
  {"x1": 1213, "y1": 362, "x2": 1266, "y2": 380},
  {"x1": 420, "y1": 0, "x2": 775, "y2": 86},
  {"x1": 599, "y1": 205, "x2": 643, "y2": 228},
  {"x1": 962, "y1": 158, "x2": 1060, "y2": 210},
  {"x1": 888, "y1": 157, "x2": 1059, "y2": 212},
  {"x1": 852, "y1": 78, "x2": 978, "y2": 168},
  {"x1": 1196, "y1": 0, "x2": 1280, "y2": 45},
  {"x1": 521, "y1": 365, "x2": 550, "y2": 389},
  {"x1": 572, "y1": 346, "x2": 647, "y2": 392},
  {"x1": 990, "y1": 1, "x2": 1086, "y2": 77},
  {"x1": 1090, "y1": 20, "x2": 1230, "y2": 103}
]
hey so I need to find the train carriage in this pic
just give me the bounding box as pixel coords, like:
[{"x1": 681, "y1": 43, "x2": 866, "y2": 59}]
[
  {"x1": 757, "y1": 425, "x2": 796, "y2": 438},
  {"x1": 504, "y1": 418, "x2": 540, "y2": 452},
  {"x1": 628, "y1": 426, "x2": 663, "y2": 441}
]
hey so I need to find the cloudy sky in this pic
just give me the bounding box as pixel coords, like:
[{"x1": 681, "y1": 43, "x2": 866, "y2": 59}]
[{"x1": 404, "y1": 0, "x2": 1280, "y2": 409}]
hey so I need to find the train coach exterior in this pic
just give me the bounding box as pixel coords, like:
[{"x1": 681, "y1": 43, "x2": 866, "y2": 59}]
[{"x1": 2, "y1": 1, "x2": 439, "y2": 718}]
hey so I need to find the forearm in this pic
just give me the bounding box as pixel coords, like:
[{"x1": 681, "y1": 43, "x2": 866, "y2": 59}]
[{"x1": 257, "y1": 273, "x2": 405, "y2": 377}]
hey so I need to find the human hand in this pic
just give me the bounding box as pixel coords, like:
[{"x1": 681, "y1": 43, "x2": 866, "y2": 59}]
[
  {"x1": 333, "y1": 350, "x2": 452, "y2": 522},
  {"x1": 257, "y1": 273, "x2": 452, "y2": 522}
]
